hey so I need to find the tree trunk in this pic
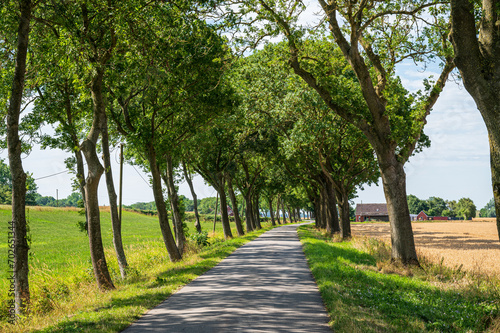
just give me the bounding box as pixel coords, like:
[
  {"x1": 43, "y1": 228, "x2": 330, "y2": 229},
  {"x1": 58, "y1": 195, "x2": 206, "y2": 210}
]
[
  {"x1": 320, "y1": 187, "x2": 330, "y2": 232},
  {"x1": 182, "y1": 161, "x2": 201, "y2": 233},
  {"x1": 80, "y1": 68, "x2": 115, "y2": 291},
  {"x1": 281, "y1": 199, "x2": 287, "y2": 224},
  {"x1": 326, "y1": 182, "x2": 340, "y2": 234},
  {"x1": 450, "y1": 0, "x2": 500, "y2": 239},
  {"x1": 489, "y1": 130, "x2": 500, "y2": 239},
  {"x1": 217, "y1": 173, "x2": 233, "y2": 239},
  {"x1": 81, "y1": 141, "x2": 115, "y2": 290},
  {"x1": 275, "y1": 195, "x2": 281, "y2": 224},
  {"x1": 335, "y1": 186, "x2": 351, "y2": 239},
  {"x1": 379, "y1": 153, "x2": 418, "y2": 265},
  {"x1": 147, "y1": 144, "x2": 181, "y2": 262},
  {"x1": 268, "y1": 197, "x2": 276, "y2": 226},
  {"x1": 314, "y1": 195, "x2": 321, "y2": 228},
  {"x1": 75, "y1": 149, "x2": 88, "y2": 227},
  {"x1": 101, "y1": 117, "x2": 128, "y2": 278},
  {"x1": 254, "y1": 194, "x2": 262, "y2": 229},
  {"x1": 244, "y1": 193, "x2": 254, "y2": 232},
  {"x1": 226, "y1": 174, "x2": 244, "y2": 236},
  {"x1": 164, "y1": 155, "x2": 185, "y2": 255},
  {"x1": 7, "y1": 0, "x2": 32, "y2": 315}
]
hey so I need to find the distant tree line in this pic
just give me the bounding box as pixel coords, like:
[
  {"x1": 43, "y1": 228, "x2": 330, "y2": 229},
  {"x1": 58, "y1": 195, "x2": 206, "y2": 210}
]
[{"x1": 407, "y1": 194, "x2": 494, "y2": 220}]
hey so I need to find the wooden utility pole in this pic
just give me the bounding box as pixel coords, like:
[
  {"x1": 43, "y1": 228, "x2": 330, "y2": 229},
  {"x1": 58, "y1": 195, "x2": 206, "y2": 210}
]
[
  {"x1": 213, "y1": 193, "x2": 219, "y2": 233},
  {"x1": 119, "y1": 143, "x2": 124, "y2": 224}
]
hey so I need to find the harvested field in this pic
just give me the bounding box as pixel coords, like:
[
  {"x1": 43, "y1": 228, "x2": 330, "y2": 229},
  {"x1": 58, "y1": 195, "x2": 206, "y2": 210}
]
[{"x1": 352, "y1": 221, "x2": 500, "y2": 276}]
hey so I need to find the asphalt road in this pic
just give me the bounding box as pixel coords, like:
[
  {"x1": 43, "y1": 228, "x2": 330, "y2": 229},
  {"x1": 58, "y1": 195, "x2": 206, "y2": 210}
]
[{"x1": 121, "y1": 223, "x2": 331, "y2": 333}]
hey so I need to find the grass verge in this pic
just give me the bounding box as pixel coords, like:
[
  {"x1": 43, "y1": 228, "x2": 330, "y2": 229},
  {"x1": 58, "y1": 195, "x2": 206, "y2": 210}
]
[{"x1": 298, "y1": 225, "x2": 500, "y2": 332}]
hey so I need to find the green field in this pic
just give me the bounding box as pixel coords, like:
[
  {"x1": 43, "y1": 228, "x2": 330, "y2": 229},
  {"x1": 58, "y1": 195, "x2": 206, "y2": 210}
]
[
  {"x1": 0, "y1": 205, "x2": 268, "y2": 332},
  {"x1": 0, "y1": 206, "x2": 208, "y2": 290}
]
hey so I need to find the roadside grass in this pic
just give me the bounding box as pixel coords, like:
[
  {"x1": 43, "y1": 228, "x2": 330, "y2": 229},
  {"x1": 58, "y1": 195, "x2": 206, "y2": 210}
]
[
  {"x1": 298, "y1": 225, "x2": 500, "y2": 333},
  {"x1": 0, "y1": 206, "x2": 279, "y2": 332}
]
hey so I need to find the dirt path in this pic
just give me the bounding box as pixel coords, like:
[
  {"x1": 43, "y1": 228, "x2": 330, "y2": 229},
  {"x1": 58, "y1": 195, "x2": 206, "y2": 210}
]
[{"x1": 352, "y1": 221, "x2": 500, "y2": 276}]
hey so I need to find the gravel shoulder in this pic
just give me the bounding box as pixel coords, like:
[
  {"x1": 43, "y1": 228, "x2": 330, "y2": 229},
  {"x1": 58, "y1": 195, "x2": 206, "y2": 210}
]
[{"x1": 352, "y1": 221, "x2": 500, "y2": 275}]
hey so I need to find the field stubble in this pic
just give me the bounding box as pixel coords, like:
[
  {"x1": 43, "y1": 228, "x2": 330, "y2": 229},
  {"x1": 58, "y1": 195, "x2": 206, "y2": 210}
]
[{"x1": 352, "y1": 221, "x2": 500, "y2": 276}]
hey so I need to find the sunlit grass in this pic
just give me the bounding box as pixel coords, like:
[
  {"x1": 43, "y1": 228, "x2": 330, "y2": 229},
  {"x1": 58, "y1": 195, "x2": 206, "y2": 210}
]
[{"x1": 298, "y1": 225, "x2": 500, "y2": 332}]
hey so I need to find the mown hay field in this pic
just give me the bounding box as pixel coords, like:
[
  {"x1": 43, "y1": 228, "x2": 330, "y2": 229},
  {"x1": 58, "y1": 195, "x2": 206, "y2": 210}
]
[{"x1": 352, "y1": 221, "x2": 500, "y2": 276}]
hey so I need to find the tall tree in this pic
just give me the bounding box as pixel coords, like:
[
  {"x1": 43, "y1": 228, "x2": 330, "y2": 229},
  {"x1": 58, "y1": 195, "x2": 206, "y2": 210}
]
[
  {"x1": 101, "y1": 119, "x2": 128, "y2": 278},
  {"x1": 407, "y1": 194, "x2": 429, "y2": 215},
  {"x1": 4, "y1": 0, "x2": 33, "y2": 315},
  {"x1": 240, "y1": 42, "x2": 379, "y2": 238},
  {"x1": 225, "y1": 171, "x2": 245, "y2": 236},
  {"x1": 450, "y1": 0, "x2": 500, "y2": 239},
  {"x1": 107, "y1": 2, "x2": 230, "y2": 257},
  {"x1": 162, "y1": 155, "x2": 187, "y2": 253},
  {"x1": 232, "y1": 1, "x2": 454, "y2": 264},
  {"x1": 480, "y1": 198, "x2": 496, "y2": 218},
  {"x1": 456, "y1": 197, "x2": 476, "y2": 220},
  {"x1": 46, "y1": 0, "x2": 120, "y2": 290}
]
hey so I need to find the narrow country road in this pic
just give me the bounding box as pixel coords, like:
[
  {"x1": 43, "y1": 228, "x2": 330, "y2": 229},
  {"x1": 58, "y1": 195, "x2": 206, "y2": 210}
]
[{"x1": 121, "y1": 223, "x2": 332, "y2": 332}]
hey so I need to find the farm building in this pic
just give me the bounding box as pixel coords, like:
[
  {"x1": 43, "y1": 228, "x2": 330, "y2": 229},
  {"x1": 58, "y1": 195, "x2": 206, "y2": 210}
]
[
  {"x1": 355, "y1": 203, "x2": 389, "y2": 222},
  {"x1": 416, "y1": 211, "x2": 449, "y2": 221}
]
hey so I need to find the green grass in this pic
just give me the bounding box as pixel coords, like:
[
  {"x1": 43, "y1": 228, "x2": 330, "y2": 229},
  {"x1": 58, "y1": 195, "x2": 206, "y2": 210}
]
[
  {"x1": 0, "y1": 205, "x2": 278, "y2": 332},
  {"x1": 298, "y1": 225, "x2": 500, "y2": 333}
]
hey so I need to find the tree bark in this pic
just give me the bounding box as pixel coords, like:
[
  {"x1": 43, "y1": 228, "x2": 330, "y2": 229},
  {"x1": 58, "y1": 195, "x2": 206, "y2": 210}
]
[
  {"x1": 275, "y1": 195, "x2": 281, "y2": 224},
  {"x1": 146, "y1": 144, "x2": 181, "y2": 262},
  {"x1": 379, "y1": 153, "x2": 418, "y2": 264},
  {"x1": 82, "y1": 140, "x2": 115, "y2": 290},
  {"x1": 325, "y1": 181, "x2": 340, "y2": 234},
  {"x1": 8, "y1": 0, "x2": 32, "y2": 315},
  {"x1": 80, "y1": 68, "x2": 115, "y2": 291},
  {"x1": 319, "y1": 187, "x2": 329, "y2": 232},
  {"x1": 254, "y1": 194, "x2": 262, "y2": 229},
  {"x1": 268, "y1": 196, "x2": 276, "y2": 226},
  {"x1": 450, "y1": 0, "x2": 500, "y2": 239},
  {"x1": 244, "y1": 192, "x2": 254, "y2": 232},
  {"x1": 217, "y1": 173, "x2": 233, "y2": 239},
  {"x1": 75, "y1": 149, "x2": 88, "y2": 226},
  {"x1": 164, "y1": 155, "x2": 185, "y2": 255},
  {"x1": 101, "y1": 117, "x2": 128, "y2": 278},
  {"x1": 313, "y1": 195, "x2": 321, "y2": 228},
  {"x1": 182, "y1": 161, "x2": 201, "y2": 233},
  {"x1": 226, "y1": 173, "x2": 244, "y2": 236},
  {"x1": 335, "y1": 185, "x2": 352, "y2": 239}
]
